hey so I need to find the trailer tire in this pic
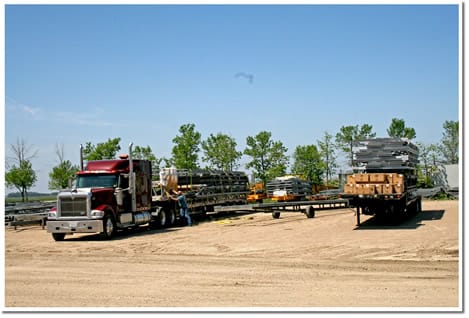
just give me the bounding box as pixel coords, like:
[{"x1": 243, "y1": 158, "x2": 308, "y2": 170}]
[
  {"x1": 272, "y1": 212, "x2": 281, "y2": 219},
  {"x1": 306, "y1": 206, "x2": 315, "y2": 218},
  {"x1": 416, "y1": 197, "x2": 422, "y2": 213},
  {"x1": 52, "y1": 233, "x2": 65, "y2": 241},
  {"x1": 101, "y1": 214, "x2": 115, "y2": 240}
]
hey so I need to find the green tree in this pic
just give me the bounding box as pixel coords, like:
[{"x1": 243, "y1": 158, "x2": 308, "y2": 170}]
[
  {"x1": 6, "y1": 160, "x2": 37, "y2": 202},
  {"x1": 335, "y1": 124, "x2": 376, "y2": 166},
  {"x1": 83, "y1": 138, "x2": 121, "y2": 160},
  {"x1": 440, "y1": 120, "x2": 459, "y2": 164},
  {"x1": 317, "y1": 131, "x2": 338, "y2": 185},
  {"x1": 48, "y1": 144, "x2": 79, "y2": 190},
  {"x1": 387, "y1": 118, "x2": 416, "y2": 139},
  {"x1": 201, "y1": 133, "x2": 242, "y2": 171},
  {"x1": 244, "y1": 131, "x2": 288, "y2": 186},
  {"x1": 416, "y1": 142, "x2": 440, "y2": 188},
  {"x1": 5, "y1": 138, "x2": 38, "y2": 202},
  {"x1": 291, "y1": 144, "x2": 324, "y2": 185},
  {"x1": 171, "y1": 123, "x2": 201, "y2": 170}
]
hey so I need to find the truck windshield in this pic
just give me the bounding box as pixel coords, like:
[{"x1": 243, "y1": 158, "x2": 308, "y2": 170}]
[{"x1": 76, "y1": 174, "x2": 118, "y2": 188}]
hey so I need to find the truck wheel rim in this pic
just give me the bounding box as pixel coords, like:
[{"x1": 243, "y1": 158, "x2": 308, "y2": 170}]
[{"x1": 105, "y1": 218, "x2": 114, "y2": 235}]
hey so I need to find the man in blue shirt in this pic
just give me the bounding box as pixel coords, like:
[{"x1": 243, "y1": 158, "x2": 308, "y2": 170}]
[{"x1": 172, "y1": 190, "x2": 192, "y2": 226}]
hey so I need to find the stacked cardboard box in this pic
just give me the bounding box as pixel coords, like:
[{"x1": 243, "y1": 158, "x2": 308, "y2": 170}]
[
  {"x1": 344, "y1": 172, "x2": 405, "y2": 195},
  {"x1": 344, "y1": 138, "x2": 419, "y2": 196}
]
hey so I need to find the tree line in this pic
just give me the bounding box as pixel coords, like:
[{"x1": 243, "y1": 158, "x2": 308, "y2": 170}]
[{"x1": 5, "y1": 118, "x2": 459, "y2": 202}]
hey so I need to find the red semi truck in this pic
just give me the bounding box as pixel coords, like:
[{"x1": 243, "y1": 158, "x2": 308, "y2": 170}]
[
  {"x1": 47, "y1": 143, "x2": 155, "y2": 241},
  {"x1": 47, "y1": 143, "x2": 250, "y2": 241}
]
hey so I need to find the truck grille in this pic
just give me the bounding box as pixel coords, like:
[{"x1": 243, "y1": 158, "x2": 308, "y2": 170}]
[{"x1": 59, "y1": 194, "x2": 89, "y2": 217}]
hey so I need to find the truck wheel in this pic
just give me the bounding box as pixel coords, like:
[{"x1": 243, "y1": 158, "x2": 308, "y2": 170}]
[
  {"x1": 272, "y1": 212, "x2": 281, "y2": 219},
  {"x1": 158, "y1": 210, "x2": 167, "y2": 227},
  {"x1": 101, "y1": 214, "x2": 115, "y2": 239},
  {"x1": 168, "y1": 210, "x2": 176, "y2": 226},
  {"x1": 306, "y1": 206, "x2": 315, "y2": 218},
  {"x1": 52, "y1": 233, "x2": 65, "y2": 241}
]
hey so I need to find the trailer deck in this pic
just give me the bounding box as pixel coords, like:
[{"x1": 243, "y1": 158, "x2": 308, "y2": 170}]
[{"x1": 214, "y1": 198, "x2": 349, "y2": 219}]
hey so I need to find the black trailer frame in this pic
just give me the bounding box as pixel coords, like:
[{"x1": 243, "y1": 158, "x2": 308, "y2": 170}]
[
  {"x1": 238, "y1": 199, "x2": 350, "y2": 219},
  {"x1": 346, "y1": 192, "x2": 422, "y2": 226}
]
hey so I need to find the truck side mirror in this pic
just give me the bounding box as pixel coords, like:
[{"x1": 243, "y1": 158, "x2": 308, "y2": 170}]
[
  {"x1": 115, "y1": 188, "x2": 123, "y2": 206},
  {"x1": 68, "y1": 178, "x2": 75, "y2": 189}
]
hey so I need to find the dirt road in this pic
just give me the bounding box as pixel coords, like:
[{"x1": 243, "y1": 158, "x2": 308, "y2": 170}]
[{"x1": 4, "y1": 200, "x2": 460, "y2": 310}]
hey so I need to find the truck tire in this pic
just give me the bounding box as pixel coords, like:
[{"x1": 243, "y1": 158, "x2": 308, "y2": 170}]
[
  {"x1": 306, "y1": 206, "x2": 315, "y2": 218},
  {"x1": 101, "y1": 214, "x2": 115, "y2": 239},
  {"x1": 158, "y1": 210, "x2": 167, "y2": 227},
  {"x1": 272, "y1": 212, "x2": 281, "y2": 219},
  {"x1": 52, "y1": 233, "x2": 65, "y2": 241},
  {"x1": 168, "y1": 210, "x2": 176, "y2": 226},
  {"x1": 376, "y1": 204, "x2": 396, "y2": 223}
]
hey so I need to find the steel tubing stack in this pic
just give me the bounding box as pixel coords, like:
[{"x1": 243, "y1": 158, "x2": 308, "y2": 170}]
[
  {"x1": 175, "y1": 169, "x2": 250, "y2": 195},
  {"x1": 266, "y1": 176, "x2": 312, "y2": 196},
  {"x1": 352, "y1": 138, "x2": 419, "y2": 189}
]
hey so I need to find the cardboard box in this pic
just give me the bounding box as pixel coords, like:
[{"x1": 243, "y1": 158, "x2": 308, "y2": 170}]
[
  {"x1": 394, "y1": 183, "x2": 404, "y2": 194},
  {"x1": 385, "y1": 173, "x2": 395, "y2": 183},
  {"x1": 357, "y1": 184, "x2": 375, "y2": 195},
  {"x1": 355, "y1": 185, "x2": 363, "y2": 195},
  {"x1": 394, "y1": 174, "x2": 404, "y2": 184},
  {"x1": 355, "y1": 174, "x2": 369, "y2": 183},
  {"x1": 369, "y1": 173, "x2": 386, "y2": 183},
  {"x1": 382, "y1": 184, "x2": 394, "y2": 194},
  {"x1": 344, "y1": 183, "x2": 355, "y2": 194},
  {"x1": 375, "y1": 184, "x2": 384, "y2": 194}
]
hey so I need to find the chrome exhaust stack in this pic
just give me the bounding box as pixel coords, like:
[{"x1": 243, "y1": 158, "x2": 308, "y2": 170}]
[
  {"x1": 79, "y1": 144, "x2": 84, "y2": 171},
  {"x1": 129, "y1": 142, "x2": 137, "y2": 212}
]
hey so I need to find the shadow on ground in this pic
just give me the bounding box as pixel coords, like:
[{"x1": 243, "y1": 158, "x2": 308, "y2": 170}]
[{"x1": 355, "y1": 209, "x2": 445, "y2": 230}]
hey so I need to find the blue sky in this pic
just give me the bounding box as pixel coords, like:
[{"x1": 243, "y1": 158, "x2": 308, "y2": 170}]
[{"x1": 5, "y1": 3, "x2": 460, "y2": 193}]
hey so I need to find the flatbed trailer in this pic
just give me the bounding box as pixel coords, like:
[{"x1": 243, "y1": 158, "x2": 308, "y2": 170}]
[
  {"x1": 345, "y1": 191, "x2": 422, "y2": 226},
  {"x1": 342, "y1": 138, "x2": 422, "y2": 227},
  {"x1": 214, "y1": 198, "x2": 349, "y2": 219}
]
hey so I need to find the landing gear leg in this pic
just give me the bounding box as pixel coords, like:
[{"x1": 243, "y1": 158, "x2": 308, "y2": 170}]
[{"x1": 356, "y1": 206, "x2": 361, "y2": 226}]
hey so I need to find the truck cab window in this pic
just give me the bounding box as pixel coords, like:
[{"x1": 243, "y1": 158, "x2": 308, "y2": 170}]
[
  {"x1": 76, "y1": 174, "x2": 118, "y2": 188},
  {"x1": 118, "y1": 174, "x2": 129, "y2": 189}
]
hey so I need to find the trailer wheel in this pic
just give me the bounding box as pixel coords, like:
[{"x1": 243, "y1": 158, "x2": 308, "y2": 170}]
[
  {"x1": 101, "y1": 214, "x2": 115, "y2": 240},
  {"x1": 272, "y1": 212, "x2": 281, "y2": 219},
  {"x1": 416, "y1": 197, "x2": 422, "y2": 213},
  {"x1": 306, "y1": 206, "x2": 315, "y2": 218},
  {"x1": 52, "y1": 233, "x2": 65, "y2": 241}
]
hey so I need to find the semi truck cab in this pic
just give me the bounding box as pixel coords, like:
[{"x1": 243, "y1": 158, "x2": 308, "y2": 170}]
[{"x1": 47, "y1": 143, "x2": 152, "y2": 241}]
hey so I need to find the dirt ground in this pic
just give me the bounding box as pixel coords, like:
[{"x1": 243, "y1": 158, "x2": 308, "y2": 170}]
[{"x1": 4, "y1": 200, "x2": 460, "y2": 311}]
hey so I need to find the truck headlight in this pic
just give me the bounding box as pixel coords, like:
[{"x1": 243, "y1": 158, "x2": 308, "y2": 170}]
[
  {"x1": 48, "y1": 211, "x2": 57, "y2": 219},
  {"x1": 91, "y1": 210, "x2": 105, "y2": 218}
]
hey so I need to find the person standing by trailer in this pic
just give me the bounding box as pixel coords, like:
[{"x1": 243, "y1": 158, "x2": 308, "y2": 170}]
[{"x1": 172, "y1": 190, "x2": 192, "y2": 226}]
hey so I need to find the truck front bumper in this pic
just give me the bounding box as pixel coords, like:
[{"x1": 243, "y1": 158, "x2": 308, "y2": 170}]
[{"x1": 47, "y1": 219, "x2": 104, "y2": 234}]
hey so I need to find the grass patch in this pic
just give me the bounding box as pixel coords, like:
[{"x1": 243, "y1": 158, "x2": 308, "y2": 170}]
[{"x1": 5, "y1": 196, "x2": 57, "y2": 204}]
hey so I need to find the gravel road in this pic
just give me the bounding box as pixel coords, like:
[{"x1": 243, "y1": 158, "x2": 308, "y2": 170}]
[{"x1": 4, "y1": 200, "x2": 460, "y2": 311}]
